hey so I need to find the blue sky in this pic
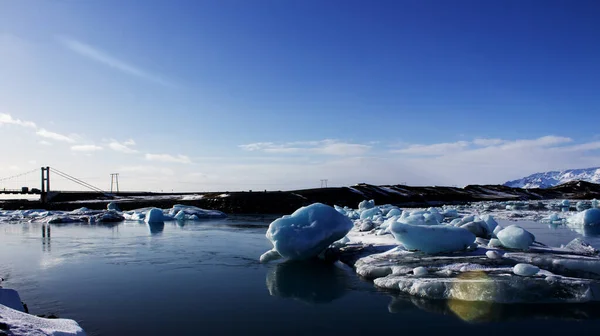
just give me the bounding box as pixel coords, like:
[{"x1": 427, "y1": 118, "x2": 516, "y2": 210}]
[{"x1": 1, "y1": 0, "x2": 600, "y2": 191}]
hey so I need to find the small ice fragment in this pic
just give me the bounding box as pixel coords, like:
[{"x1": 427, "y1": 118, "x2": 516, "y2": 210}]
[
  {"x1": 358, "y1": 199, "x2": 375, "y2": 210},
  {"x1": 486, "y1": 250, "x2": 501, "y2": 259},
  {"x1": 513, "y1": 263, "x2": 540, "y2": 276},
  {"x1": 174, "y1": 210, "x2": 186, "y2": 221},
  {"x1": 107, "y1": 202, "x2": 120, "y2": 211},
  {"x1": 413, "y1": 266, "x2": 428, "y2": 277},
  {"x1": 488, "y1": 238, "x2": 503, "y2": 248}
]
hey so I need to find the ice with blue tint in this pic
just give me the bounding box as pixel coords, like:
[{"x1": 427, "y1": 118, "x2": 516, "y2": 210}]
[
  {"x1": 496, "y1": 225, "x2": 535, "y2": 250},
  {"x1": 264, "y1": 203, "x2": 353, "y2": 261},
  {"x1": 145, "y1": 208, "x2": 164, "y2": 223},
  {"x1": 390, "y1": 222, "x2": 475, "y2": 254},
  {"x1": 174, "y1": 210, "x2": 186, "y2": 221},
  {"x1": 386, "y1": 208, "x2": 402, "y2": 218},
  {"x1": 568, "y1": 208, "x2": 600, "y2": 227},
  {"x1": 479, "y1": 214, "x2": 498, "y2": 233},
  {"x1": 360, "y1": 207, "x2": 381, "y2": 220},
  {"x1": 460, "y1": 220, "x2": 489, "y2": 238}
]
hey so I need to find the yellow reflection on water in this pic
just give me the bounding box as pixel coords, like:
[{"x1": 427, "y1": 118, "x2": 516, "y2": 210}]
[{"x1": 447, "y1": 271, "x2": 496, "y2": 322}]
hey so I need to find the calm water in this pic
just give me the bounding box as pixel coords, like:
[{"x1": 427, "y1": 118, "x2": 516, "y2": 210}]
[{"x1": 2, "y1": 216, "x2": 600, "y2": 335}]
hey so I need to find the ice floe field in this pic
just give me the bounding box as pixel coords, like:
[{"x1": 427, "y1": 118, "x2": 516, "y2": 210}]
[{"x1": 3, "y1": 199, "x2": 600, "y2": 335}]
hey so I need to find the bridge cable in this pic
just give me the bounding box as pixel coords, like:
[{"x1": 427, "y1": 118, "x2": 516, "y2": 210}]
[{"x1": 50, "y1": 168, "x2": 106, "y2": 193}]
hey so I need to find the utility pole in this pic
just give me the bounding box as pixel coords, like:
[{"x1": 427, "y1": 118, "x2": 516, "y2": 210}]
[
  {"x1": 110, "y1": 173, "x2": 120, "y2": 194},
  {"x1": 320, "y1": 179, "x2": 328, "y2": 188}
]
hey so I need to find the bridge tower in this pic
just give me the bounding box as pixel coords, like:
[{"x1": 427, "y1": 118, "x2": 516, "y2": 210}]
[{"x1": 41, "y1": 166, "x2": 50, "y2": 203}]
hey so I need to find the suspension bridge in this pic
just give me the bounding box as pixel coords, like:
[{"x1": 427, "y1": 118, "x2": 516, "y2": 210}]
[{"x1": 0, "y1": 167, "x2": 107, "y2": 203}]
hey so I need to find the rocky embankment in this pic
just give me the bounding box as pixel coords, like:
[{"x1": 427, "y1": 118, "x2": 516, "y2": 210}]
[{"x1": 2, "y1": 180, "x2": 600, "y2": 214}]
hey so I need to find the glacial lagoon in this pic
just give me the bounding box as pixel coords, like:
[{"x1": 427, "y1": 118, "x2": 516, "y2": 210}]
[{"x1": 2, "y1": 213, "x2": 600, "y2": 335}]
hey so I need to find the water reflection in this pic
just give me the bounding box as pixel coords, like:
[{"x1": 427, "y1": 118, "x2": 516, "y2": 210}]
[
  {"x1": 147, "y1": 222, "x2": 165, "y2": 235},
  {"x1": 42, "y1": 224, "x2": 51, "y2": 252},
  {"x1": 265, "y1": 260, "x2": 348, "y2": 304},
  {"x1": 388, "y1": 294, "x2": 600, "y2": 322}
]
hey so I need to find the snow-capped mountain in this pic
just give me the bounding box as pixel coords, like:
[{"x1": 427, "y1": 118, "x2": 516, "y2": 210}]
[{"x1": 504, "y1": 167, "x2": 600, "y2": 189}]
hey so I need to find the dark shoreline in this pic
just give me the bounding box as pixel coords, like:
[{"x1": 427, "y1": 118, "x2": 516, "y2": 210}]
[{"x1": 1, "y1": 180, "x2": 599, "y2": 214}]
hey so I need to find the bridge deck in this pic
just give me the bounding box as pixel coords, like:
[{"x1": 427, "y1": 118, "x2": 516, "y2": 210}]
[{"x1": 0, "y1": 189, "x2": 42, "y2": 195}]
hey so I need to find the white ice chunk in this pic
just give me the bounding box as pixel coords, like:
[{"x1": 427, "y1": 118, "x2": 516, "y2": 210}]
[
  {"x1": 496, "y1": 225, "x2": 535, "y2": 250},
  {"x1": 265, "y1": 203, "x2": 353, "y2": 261},
  {"x1": 486, "y1": 250, "x2": 502, "y2": 259},
  {"x1": 0, "y1": 304, "x2": 86, "y2": 335},
  {"x1": 488, "y1": 238, "x2": 503, "y2": 248},
  {"x1": 413, "y1": 266, "x2": 428, "y2": 277},
  {"x1": 106, "y1": 202, "x2": 120, "y2": 211},
  {"x1": 390, "y1": 222, "x2": 475, "y2": 254},
  {"x1": 513, "y1": 263, "x2": 540, "y2": 276},
  {"x1": 386, "y1": 208, "x2": 402, "y2": 218},
  {"x1": 259, "y1": 249, "x2": 283, "y2": 263},
  {"x1": 358, "y1": 199, "x2": 375, "y2": 210}
]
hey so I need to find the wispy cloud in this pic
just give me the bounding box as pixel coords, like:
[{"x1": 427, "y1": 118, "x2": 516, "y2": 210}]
[
  {"x1": 36, "y1": 128, "x2": 75, "y2": 143},
  {"x1": 119, "y1": 166, "x2": 175, "y2": 176},
  {"x1": 56, "y1": 36, "x2": 173, "y2": 87},
  {"x1": 38, "y1": 140, "x2": 52, "y2": 146},
  {"x1": 71, "y1": 144, "x2": 103, "y2": 152},
  {"x1": 108, "y1": 139, "x2": 138, "y2": 154},
  {"x1": 0, "y1": 113, "x2": 36, "y2": 128},
  {"x1": 391, "y1": 141, "x2": 470, "y2": 155},
  {"x1": 239, "y1": 139, "x2": 372, "y2": 156},
  {"x1": 145, "y1": 153, "x2": 192, "y2": 164}
]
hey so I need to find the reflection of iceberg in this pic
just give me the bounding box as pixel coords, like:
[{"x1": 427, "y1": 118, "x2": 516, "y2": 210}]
[
  {"x1": 265, "y1": 260, "x2": 348, "y2": 304},
  {"x1": 388, "y1": 294, "x2": 600, "y2": 322},
  {"x1": 147, "y1": 221, "x2": 164, "y2": 235}
]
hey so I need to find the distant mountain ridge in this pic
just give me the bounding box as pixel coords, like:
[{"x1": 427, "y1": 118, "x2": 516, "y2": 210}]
[{"x1": 504, "y1": 167, "x2": 600, "y2": 189}]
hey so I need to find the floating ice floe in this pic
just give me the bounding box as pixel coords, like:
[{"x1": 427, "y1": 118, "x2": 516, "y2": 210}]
[
  {"x1": 261, "y1": 203, "x2": 353, "y2": 261},
  {"x1": 350, "y1": 239, "x2": 600, "y2": 303},
  {"x1": 390, "y1": 222, "x2": 475, "y2": 254},
  {"x1": 264, "y1": 199, "x2": 600, "y2": 304},
  {"x1": 0, "y1": 204, "x2": 226, "y2": 225}
]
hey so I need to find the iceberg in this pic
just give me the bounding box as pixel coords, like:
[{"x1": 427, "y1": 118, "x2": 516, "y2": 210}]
[
  {"x1": 390, "y1": 222, "x2": 475, "y2": 254},
  {"x1": 264, "y1": 203, "x2": 353, "y2": 261}
]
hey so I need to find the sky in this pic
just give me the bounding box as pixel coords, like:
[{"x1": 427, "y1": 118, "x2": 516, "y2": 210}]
[{"x1": 1, "y1": 0, "x2": 600, "y2": 192}]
